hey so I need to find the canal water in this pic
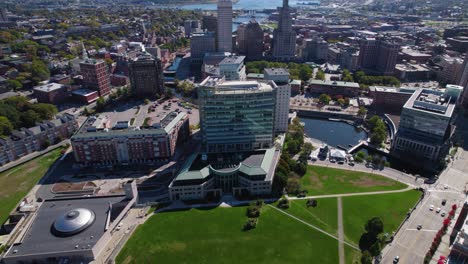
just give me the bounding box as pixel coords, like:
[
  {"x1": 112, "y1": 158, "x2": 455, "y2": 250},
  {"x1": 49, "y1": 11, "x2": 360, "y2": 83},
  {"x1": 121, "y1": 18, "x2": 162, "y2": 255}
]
[{"x1": 302, "y1": 118, "x2": 367, "y2": 148}]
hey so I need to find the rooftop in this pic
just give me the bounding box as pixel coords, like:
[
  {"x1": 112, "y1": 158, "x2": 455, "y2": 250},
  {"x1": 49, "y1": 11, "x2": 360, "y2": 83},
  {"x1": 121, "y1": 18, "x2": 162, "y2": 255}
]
[
  {"x1": 404, "y1": 89, "x2": 455, "y2": 117},
  {"x1": 369, "y1": 86, "x2": 416, "y2": 94},
  {"x1": 173, "y1": 147, "x2": 279, "y2": 182},
  {"x1": 220, "y1": 56, "x2": 245, "y2": 65},
  {"x1": 264, "y1": 68, "x2": 289, "y2": 76},
  {"x1": 309, "y1": 79, "x2": 360, "y2": 88},
  {"x1": 33, "y1": 83, "x2": 65, "y2": 93},
  {"x1": 4, "y1": 196, "x2": 128, "y2": 259}
]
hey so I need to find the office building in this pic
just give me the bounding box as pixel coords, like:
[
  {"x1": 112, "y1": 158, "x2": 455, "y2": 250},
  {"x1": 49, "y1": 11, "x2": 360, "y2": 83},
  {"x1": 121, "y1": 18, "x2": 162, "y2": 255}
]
[
  {"x1": 237, "y1": 20, "x2": 264, "y2": 60},
  {"x1": 392, "y1": 89, "x2": 456, "y2": 165},
  {"x1": 272, "y1": 0, "x2": 296, "y2": 60},
  {"x1": 168, "y1": 147, "x2": 279, "y2": 200},
  {"x1": 219, "y1": 55, "x2": 246, "y2": 81},
  {"x1": 217, "y1": 0, "x2": 233, "y2": 52},
  {"x1": 169, "y1": 76, "x2": 281, "y2": 201},
  {"x1": 80, "y1": 59, "x2": 111, "y2": 96},
  {"x1": 301, "y1": 37, "x2": 328, "y2": 62},
  {"x1": 358, "y1": 37, "x2": 400, "y2": 76},
  {"x1": 264, "y1": 68, "x2": 291, "y2": 133},
  {"x1": 436, "y1": 55, "x2": 465, "y2": 86},
  {"x1": 33, "y1": 83, "x2": 68, "y2": 104},
  {"x1": 394, "y1": 63, "x2": 431, "y2": 82},
  {"x1": 190, "y1": 32, "x2": 216, "y2": 63},
  {"x1": 202, "y1": 15, "x2": 217, "y2": 33},
  {"x1": 369, "y1": 86, "x2": 416, "y2": 113},
  {"x1": 129, "y1": 53, "x2": 164, "y2": 98},
  {"x1": 460, "y1": 53, "x2": 468, "y2": 109},
  {"x1": 0, "y1": 114, "x2": 77, "y2": 166},
  {"x1": 308, "y1": 80, "x2": 360, "y2": 97},
  {"x1": 71, "y1": 112, "x2": 189, "y2": 166},
  {"x1": 198, "y1": 77, "x2": 275, "y2": 153}
]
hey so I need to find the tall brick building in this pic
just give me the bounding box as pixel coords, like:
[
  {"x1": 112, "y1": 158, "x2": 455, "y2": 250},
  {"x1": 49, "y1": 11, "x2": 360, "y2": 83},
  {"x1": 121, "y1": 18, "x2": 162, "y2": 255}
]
[
  {"x1": 129, "y1": 53, "x2": 164, "y2": 98},
  {"x1": 358, "y1": 37, "x2": 400, "y2": 76},
  {"x1": 80, "y1": 59, "x2": 111, "y2": 96}
]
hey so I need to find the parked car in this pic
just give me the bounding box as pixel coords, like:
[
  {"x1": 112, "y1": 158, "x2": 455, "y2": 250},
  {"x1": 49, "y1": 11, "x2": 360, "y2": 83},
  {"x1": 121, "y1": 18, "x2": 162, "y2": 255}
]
[
  {"x1": 417, "y1": 224, "x2": 422, "y2": 230},
  {"x1": 393, "y1": 256, "x2": 400, "y2": 263},
  {"x1": 436, "y1": 207, "x2": 441, "y2": 213},
  {"x1": 442, "y1": 199, "x2": 447, "y2": 206},
  {"x1": 429, "y1": 205, "x2": 434, "y2": 211}
]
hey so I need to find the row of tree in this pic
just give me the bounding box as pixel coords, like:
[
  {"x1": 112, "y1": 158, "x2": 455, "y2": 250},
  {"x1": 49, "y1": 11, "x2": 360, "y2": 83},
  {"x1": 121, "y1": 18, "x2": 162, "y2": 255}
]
[
  {"x1": 246, "y1": 61, "x2": 313, "y2": 82},
  {"x1": 0, "y1": 96, "x2": 58, "y2": 136}
]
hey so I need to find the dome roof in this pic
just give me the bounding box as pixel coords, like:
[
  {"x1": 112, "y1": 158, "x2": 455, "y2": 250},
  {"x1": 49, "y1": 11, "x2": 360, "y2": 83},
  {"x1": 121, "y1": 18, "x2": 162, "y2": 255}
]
[{"x1": 52, "y1": 208, "x2": 96, "y2": 237}]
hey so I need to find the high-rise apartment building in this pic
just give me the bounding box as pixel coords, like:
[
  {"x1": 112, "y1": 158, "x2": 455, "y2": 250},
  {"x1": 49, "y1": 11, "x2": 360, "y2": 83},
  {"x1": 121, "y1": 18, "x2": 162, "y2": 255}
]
[
  {"x1": 272, "y1": 0, "x2": 296, "y2": 60},
  {"x1": 129, "y1": 53, "x2": 164, "y2": 98},
  {"x1": 198, "y1": 76, "x2": 275, "y2": 153},
  {"x1": 264, "y1": 68, "x2": 291, "y2": 133},
  {"x1": 80, "y1": 59, "x2": 111, "y2": 96},
  {"x1": 217, "y1": 0, "x2": 233, "y2": 52}
]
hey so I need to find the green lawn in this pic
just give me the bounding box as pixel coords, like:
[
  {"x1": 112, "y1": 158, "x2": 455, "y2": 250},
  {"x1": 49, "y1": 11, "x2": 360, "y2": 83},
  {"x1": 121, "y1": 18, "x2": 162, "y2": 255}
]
[
  {"x1": 300, "y1": 165, "x2": 407, "y2": 195},
  {"x1": 345, "y1": 244, "x2": 361, "y2": 264},
  {"x1": 116, "y1": 206, "x2": 340, "y2": 264},
  {"x1": 282, "y1": 198, "x2": 338, "y2": 236},
  {"x1": 342, "y1": 190, "x2": 422, "y2": 244},
  {"x1": 0, "y1": 148, "x2": 63, "y2": 224}
]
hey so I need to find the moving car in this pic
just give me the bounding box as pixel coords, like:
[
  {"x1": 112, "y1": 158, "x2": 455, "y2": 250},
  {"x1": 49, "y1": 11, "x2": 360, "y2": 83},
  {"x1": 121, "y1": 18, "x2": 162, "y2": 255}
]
[
  {"x1": 393, "y1": 256, "x2": 400, "y2": 263},
  {"x1": 417, "y1": 224, "x2": 422, "y2": 230}
]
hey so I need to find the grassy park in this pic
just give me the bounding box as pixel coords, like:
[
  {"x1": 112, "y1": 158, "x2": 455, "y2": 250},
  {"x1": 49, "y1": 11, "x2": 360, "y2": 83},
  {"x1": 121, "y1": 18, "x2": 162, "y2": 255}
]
[
  {"x1": 342, "y1": 190, "x2": 422, "y2": 244},
  {"x1": 0, "y1": 148, "x2": 63, "y2": 224},
  {"x1": 300, "y1": 165, "x2": 408, "y2": 195},
  {"x1": 117, "y1": 206, "x2": 340, "y2": 264}
]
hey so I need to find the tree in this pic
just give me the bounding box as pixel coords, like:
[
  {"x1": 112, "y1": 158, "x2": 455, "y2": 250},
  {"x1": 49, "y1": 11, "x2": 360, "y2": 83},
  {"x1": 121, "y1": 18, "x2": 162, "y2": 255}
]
[
  {"x1": 31, "y1": 59, "x2": 50, "y2": 83},
  {"x1": 306, "y1": 199, "x2": 318, "y2": 208},
  {"x1": 0, "y1": 116, "x2": 13, "y2": 136},
  {"x1": 7, "y1": 79, "x2": 22, "y2": 90},
  {"x1": 96, "y1": 97, "x2": 106, "y2": 112},
  {"x1": 286, "y1": 178, "x2": 301, "y2": 195},
  {"x1": 342, "y1": 69, "x2": 354, "y2": 82},
  {"x1": 369, "y1": 241, "x2": 382, "y2": 257},
  {"x1": 20, "y1": 110, "x2": 41, "y2": 127},
  {"x1": 361, "y1": 251, "x2": 373, "y2": 264},
  {"x1": 30, "y1": 104, "x2": 58, "y2": 120},
  {"x1": 358, "y1": 107, "x2": 367, "y2": 118},
  {"x1": 315, "y1": 69, "x2": 325, "y2": 80},
  {"x1": 144, "y1": 99, "x2": 150, "y2": 105},
  {"x1": 365, "y1": 217, "x2": 384, "y2": 236},
  {"x1": 319, "y1": 94, "x2": 331, "y2": 104}
]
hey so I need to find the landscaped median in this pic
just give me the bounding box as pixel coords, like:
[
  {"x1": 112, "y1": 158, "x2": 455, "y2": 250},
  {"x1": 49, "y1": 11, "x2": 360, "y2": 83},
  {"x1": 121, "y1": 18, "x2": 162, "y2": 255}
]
[{"x1": 0, "y1": 147, "x2": 64, "y2": 224}]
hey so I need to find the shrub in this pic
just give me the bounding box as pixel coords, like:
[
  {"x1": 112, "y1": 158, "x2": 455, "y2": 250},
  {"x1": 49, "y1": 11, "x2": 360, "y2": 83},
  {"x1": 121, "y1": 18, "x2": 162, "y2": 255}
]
[
  {"x1": 247, "y1": 206, "x2": 261, "y2": 218},
  {"x1": 306, "y1": 199, "x2": 318, "y2": 208},
  {"x1": 243, "y1": 218, "x2": 257, "y2": 231},
  {"x1": 278, "y1": 198, "x2": 290, "y2": 209}
]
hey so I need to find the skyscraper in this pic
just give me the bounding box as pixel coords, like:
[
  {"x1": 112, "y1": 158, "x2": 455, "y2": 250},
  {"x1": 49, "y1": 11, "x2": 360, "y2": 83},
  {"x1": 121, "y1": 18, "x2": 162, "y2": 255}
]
[
  {"x1": 272, "y1": 0, "x2": 296, "y2": 60},
  {"x1": 217, "y1": 0, "x2": 233, "y2": 52},
  {"x1": 129, "y1": 53, "x2": 165, "y2": 98},
  {"x1": 245, "y1": 20, "x2": 264, "y2": 61}
]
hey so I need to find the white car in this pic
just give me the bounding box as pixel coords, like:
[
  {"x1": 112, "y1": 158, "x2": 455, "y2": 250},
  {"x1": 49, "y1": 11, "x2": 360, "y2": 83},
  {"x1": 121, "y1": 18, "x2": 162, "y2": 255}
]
[
  {"x1": 429, "y1": 205, "x2": 434, "y2": 211},
  {"x1": 436, "y1": 207, "x2": 441, "y2": 213}
]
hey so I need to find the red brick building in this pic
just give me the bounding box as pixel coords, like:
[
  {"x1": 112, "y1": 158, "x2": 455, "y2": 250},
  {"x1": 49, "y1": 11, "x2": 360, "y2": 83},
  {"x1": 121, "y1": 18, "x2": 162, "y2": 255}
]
[
  {"x1": 71, "y1": 112, "x2": 189, "y2": 165},
  {"x1": 80, "y1": 59, "x2": 111, "y2": 96},
  {"x1": 33, "y1": 83, "x2": 68, "y2": 104}
]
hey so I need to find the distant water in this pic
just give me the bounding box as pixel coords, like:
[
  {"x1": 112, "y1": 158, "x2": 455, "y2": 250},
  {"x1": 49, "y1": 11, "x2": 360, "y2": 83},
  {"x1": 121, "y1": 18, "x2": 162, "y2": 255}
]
[
  {"x1": 302, "y1": 118, "x2": 367, "y2": 148},
  {"x1": 179, "y1": 0, "x2": 302, "y2": 10}
]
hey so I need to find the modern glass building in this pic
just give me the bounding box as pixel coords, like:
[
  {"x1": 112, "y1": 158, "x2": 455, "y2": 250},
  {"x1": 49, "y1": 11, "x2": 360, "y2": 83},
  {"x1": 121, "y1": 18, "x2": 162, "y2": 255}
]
[{"x1": 198, "y1": 76, "x2": 276, "y2": 153}]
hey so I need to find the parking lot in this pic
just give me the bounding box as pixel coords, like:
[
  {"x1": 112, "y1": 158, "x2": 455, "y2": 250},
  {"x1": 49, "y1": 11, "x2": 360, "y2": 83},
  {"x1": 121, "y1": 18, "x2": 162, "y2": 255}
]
[{"x1": 101, "y1": 98, "x2": 199, "y2": 127}]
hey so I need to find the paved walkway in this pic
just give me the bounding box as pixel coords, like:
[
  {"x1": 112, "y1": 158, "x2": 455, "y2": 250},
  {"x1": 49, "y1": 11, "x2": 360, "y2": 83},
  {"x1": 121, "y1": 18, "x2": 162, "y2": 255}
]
[
  {"x1": 287, "y1": 185, "x2": 414, "y2": 200},
  {"x1": 268, "y1": 204, "x2": 359, "y2": 250},
  {"x1": 337, "y1": 197, "x2": 345, "y2": 264}
]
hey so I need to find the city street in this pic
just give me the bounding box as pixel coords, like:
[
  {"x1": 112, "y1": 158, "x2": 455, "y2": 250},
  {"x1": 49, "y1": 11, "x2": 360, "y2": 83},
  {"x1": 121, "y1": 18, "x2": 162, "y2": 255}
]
[{"x1": 381, "y1": 115, "x2": 468, "y2": 263}]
